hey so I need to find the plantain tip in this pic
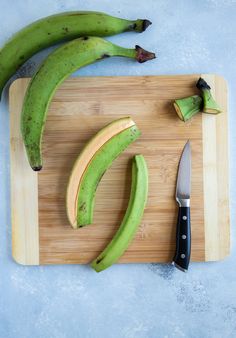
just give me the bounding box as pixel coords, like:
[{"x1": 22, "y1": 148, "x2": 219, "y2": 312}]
[
  {"x1": 32, "y1": 165, "x2": 42, "y2": 171},
  {"x1": 142, "y1": 19, "x2": 152, "y2": 32},
  {"x1": 196, "y1": 77, "x2": 211, "y2": 91},
  {"x1": 135, "y1": 45, "x2": 156, "y2": 63}
]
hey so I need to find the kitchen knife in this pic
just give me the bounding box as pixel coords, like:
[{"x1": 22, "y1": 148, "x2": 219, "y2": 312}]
[{"x1": 173, "y1": 140, "x2": 191, "y2": 272}]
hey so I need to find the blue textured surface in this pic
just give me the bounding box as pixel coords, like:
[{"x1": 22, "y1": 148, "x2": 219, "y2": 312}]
[{"x1": 0, "y1": 1, "x2": 236, "y2": 337}]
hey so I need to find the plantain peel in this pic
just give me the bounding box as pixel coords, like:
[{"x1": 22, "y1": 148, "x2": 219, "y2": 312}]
[
  {"x1": 20, "y1": 37, "x2": 155, "y2": 170},
  {"x1": 0, "y1": 11, "x2": 152, "y2": 97},
  {"x1": 66, "y1": 117, "x2": 140, "y2": 228},
  {"x1": 91, "y1": 154, "x2": 148, "y2": 272}
]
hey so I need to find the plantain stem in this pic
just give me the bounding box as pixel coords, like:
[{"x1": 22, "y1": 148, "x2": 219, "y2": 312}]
[
  {"x1": 196, "y1": 77, "x2": 222, "y2": 114},
  {"x1": 111, "y1": 45, "x2": 156, "y2": 63},
  {"x1": 135, "y1": 45, "x2": 156, "y2": 63},
  {"x1": 130, "y1": 19, "x2": 152, "y2": 32}
]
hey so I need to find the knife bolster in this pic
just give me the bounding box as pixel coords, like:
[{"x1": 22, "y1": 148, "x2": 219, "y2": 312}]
[{"x1": 176, "y1": 198, "x2": 190, "y2": 207}]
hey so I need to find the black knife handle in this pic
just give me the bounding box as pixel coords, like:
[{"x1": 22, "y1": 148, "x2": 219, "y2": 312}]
[{"x1": 173, "y1": 206, "x2": 191, "y2": 272}]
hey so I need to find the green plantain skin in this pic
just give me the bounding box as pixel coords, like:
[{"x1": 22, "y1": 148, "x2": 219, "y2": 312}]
[
  {"x1": 0, "y1": 11, "x2": 152, "y2": 97},
  {"x1": 91, "y1": 154, "x2": 148, "y2": 272},
  {"x1": 174, "y1": 95, "x2": 203, "y2": 122},
  {"x1": 21, "y1": 37, "x2": 155, "y2": 170},
  {"x1": 77, "y1": 124, "x2": 141, "y2": 227},
  {"x1": 201, "y1": 89, "x2": 222, "y2": 114}
]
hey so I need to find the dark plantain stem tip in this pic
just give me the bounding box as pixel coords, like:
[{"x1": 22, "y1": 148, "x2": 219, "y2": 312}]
[
  {"x1": 132, "y1": 19, "x2": 152, "y2": 33},
  {"x1": 32, "y1": 165, "x2": 42, "y2": 171},
  {"x1": 196, "y1": 77, "x2": 211, "y2": 91},
  {"x1": 142, "y1": 19, "x2": 152, "y2": 32},
  {"x1": 135, "y1": 45, "x2": 156, "y2": 63}
]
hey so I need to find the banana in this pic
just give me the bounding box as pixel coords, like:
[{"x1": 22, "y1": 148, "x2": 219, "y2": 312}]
[
  {"x1": 91, "y1": 154, "x2": 148, "y2": 272},
  {"x1": 0, "y1": 11, "x2": 152, "y2": 97},
  {"x1": 21, "y1": 37, "x2": 155, "y2": 170},
  {"x1": 66, "y1": 117, "x2": 136, "y2": 228}
]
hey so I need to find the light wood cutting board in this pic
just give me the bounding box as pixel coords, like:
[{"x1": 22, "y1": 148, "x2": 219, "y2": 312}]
[{"x1": 9, "y1": 74, "x2": 230, "y2": 265}]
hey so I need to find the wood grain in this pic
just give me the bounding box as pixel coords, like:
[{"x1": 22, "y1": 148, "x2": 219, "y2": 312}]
[
  {"x1": 9, "y1": 79, "x2": 39, "y2": 265},
  {"x1": 9, "y1": 74, "x2": 230, "y2": 265},
  {"x1": 202, "y1": 74, "x2": 230, "y2": 260}
]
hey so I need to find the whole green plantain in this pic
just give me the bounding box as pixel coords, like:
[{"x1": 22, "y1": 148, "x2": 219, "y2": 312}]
[
  {"x1": 21, "y1": 36, "x2": 155, "y2": 171},
  {"x1": 0, "y1": 11, "x2": 151, "y2": 98}
]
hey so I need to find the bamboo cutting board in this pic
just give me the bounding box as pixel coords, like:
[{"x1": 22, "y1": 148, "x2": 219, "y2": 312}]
[{"x1": 9, "y1": 74, "x2": 230, "y2": 265}]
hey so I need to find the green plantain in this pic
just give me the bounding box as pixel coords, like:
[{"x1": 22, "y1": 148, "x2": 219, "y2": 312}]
[
  {"x1": 0, "y1": 11, "x2": 152, "y2": 97},
  {"x1": 91, "y1": 154, "x2": 148, "y2": 272},
  {"x1": 21, "y1": 37, "x2": 155, "y2": 170}
]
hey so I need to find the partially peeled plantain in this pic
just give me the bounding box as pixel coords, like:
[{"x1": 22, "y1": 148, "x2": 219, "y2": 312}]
[{"x1": 66, "y1": 117, "x2": 141, "y2": 228}]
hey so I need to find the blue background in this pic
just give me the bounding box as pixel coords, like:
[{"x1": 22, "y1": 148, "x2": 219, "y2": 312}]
[{"x1": 0, "y1": 1, "x2": 236, "y2": 337}]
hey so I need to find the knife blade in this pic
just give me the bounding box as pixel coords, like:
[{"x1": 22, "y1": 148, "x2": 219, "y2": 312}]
[{"x1": 173, "y1": 140, "x2": 191, "y2": 272}]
